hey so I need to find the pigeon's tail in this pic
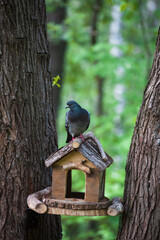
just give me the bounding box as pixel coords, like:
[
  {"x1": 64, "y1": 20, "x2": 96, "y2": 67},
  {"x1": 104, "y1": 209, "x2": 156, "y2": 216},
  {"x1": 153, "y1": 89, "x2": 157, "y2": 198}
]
[{"x1": 66, "y1": 131, "x2": 72, "y2": 143}]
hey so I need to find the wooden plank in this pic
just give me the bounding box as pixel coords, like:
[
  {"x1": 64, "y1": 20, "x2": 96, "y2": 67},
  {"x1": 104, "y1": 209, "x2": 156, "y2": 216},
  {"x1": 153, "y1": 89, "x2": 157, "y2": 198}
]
[
  {"x1": 52, "y1": 168, "x2": 66, "y2": 199},
  {"x1": 78, "y1": 140, "x2": 113, "y2": 171},
  {"x1": 45, "y1": 197, "x2": 110, "y2": 210},
  {"x1": 85, "y1": 169, "x2": 100, "y2": 202},
  {"x1": 45, "y1": 142, "x2": 74, "y2": 167},
  {"x1": 47, "y1": 207, "x2": 108, "y2": 216}
]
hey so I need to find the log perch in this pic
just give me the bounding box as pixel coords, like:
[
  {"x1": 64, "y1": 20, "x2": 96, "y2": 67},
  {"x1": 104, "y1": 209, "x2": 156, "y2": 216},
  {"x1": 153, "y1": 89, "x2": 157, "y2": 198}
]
[
  {"x1": 72, "y1": 138, "x2": 84, "y2": 148},
  {"x1": 63, "y1": 159, "x2": 91, "y2": 174},
  {"x1": 27, "y1": 187, "x2": 51, "y2": 214},
  {"x1": 107, "y1": 197, "x2": 123, "y2": 216}
]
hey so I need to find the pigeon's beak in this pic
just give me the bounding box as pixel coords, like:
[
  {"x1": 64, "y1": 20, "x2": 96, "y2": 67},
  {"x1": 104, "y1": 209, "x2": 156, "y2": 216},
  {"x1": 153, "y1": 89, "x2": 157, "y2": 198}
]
[{"x1": 65, "y1": 105, "x2": 69, "y2": 109}]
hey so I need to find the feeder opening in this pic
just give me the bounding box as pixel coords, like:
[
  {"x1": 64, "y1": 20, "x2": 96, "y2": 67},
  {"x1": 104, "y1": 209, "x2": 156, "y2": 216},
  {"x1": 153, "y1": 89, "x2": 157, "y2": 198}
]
[{"x1": 66, "y1": 170, "x2": 85, "y2": 199}]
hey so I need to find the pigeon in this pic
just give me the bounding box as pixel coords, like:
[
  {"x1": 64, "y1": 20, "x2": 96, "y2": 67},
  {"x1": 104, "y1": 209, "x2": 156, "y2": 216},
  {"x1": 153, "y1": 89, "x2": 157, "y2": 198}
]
[{"x1": 65, "y1": 100, "x2": 90, "y2": 143}]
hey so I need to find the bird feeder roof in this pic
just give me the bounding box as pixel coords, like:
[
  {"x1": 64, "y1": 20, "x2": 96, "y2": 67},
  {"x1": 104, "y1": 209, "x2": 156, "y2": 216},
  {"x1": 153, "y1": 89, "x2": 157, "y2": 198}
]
[{"x1": 45, "y1": 138, "x2": 113, "y2": 171}]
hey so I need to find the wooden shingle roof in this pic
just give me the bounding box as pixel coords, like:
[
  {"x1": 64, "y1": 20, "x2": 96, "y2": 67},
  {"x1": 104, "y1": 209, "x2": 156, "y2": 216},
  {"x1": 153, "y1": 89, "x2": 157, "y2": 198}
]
[{"x1": 45, "y1": 137, "x2": 113, "y2": 171}]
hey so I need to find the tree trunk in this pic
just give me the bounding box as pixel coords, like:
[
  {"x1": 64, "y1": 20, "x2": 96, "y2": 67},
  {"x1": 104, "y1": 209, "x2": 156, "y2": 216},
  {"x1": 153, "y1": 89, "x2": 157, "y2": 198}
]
[
  {"x1": 0, "y1": 1, "x2": 62, "y2": 240},
  {"x1": 47, "y1": 0, "x2": 67, "y2": 117},
  {"x1": 91, "y1": 0, "x2": 104, "y2": 116},
  {"x1": 117, "y1": 28, "x2": 160, "y2": 240}
]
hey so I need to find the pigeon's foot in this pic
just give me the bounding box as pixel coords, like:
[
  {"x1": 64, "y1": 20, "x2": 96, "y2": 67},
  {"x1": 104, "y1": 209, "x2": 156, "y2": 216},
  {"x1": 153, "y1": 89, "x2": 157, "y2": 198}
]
[
  {"x1": 70, "y1": 135, "x2": 84, "y2": 142},
  {"x1": 70, "y1": 135, "x2": 85, "y2": 143},
  {"x1": 80, "y1": 134, "x2": 85, "y2": 141}
]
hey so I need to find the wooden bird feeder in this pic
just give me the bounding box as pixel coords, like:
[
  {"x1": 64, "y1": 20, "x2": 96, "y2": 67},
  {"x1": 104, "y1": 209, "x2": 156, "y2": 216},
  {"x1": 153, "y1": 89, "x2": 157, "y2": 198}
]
[{"x1": 27, "y1": 132, "x2": 124, "y2": 216}]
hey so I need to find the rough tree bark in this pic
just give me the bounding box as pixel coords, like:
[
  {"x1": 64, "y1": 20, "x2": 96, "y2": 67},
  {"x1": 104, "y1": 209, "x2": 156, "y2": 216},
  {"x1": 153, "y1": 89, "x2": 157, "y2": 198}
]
[
  {"x1": 91, "y1": 0, "x2": 104, "y2": 116},
  {"x1": 0, "y1": 1, "x2": 62, "y2": 240},
  {"x1": 117, "y1": 28, "x2": 160, "y2": 240}
]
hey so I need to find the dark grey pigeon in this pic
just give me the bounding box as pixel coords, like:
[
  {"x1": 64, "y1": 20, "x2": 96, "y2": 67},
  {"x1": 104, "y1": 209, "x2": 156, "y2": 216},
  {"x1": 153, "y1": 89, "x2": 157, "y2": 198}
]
[{"x1": 65, "y1": 100, "x2": 90, "y2": 143}]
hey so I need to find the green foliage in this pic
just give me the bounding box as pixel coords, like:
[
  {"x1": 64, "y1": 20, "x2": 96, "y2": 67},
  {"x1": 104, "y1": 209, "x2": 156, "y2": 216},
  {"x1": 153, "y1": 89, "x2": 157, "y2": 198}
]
[
  {"x1": 52, "y1": 75, "x2": 61, "y2": 88},
  {"x1": 62, "y1": 215, "x2": 119, "y2": 240},
  {"x1": 46, "y1": 0, "x2": 65, "y2": 12},
  {"x1": 71, "y1": 170, "x2": 85, "y2": 192},
  {"x1": 46, "y1": 0, "x2": 160, "y2": 239}
]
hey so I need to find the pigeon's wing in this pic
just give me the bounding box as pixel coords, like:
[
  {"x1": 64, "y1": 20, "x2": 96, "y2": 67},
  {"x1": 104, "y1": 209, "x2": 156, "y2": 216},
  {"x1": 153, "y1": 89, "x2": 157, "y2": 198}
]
[
  {"x1": 65, "y1": 111, "x2": 69, "y2": 130},
  {"x1": 65, "y1": 111, "x2": 72, "y2": 143}
]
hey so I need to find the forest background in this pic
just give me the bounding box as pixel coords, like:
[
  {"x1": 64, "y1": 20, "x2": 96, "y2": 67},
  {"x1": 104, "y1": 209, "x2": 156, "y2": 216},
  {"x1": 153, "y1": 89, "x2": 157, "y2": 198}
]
[{"x1": 46, "y1": 0, "x2": 159, "y2": 239}]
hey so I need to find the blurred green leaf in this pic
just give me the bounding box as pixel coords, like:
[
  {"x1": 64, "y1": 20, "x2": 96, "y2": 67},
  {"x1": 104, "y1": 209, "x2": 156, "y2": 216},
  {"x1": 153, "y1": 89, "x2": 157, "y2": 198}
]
[{"x1": 52, "y1": 75, "x2": 61, "y2": 88}]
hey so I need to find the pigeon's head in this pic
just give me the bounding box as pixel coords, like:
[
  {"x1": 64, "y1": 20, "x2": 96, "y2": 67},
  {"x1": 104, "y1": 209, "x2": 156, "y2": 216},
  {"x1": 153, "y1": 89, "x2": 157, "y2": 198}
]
[{"x1": 65, "y1": 100, "x2": 81, "y2": 110}]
